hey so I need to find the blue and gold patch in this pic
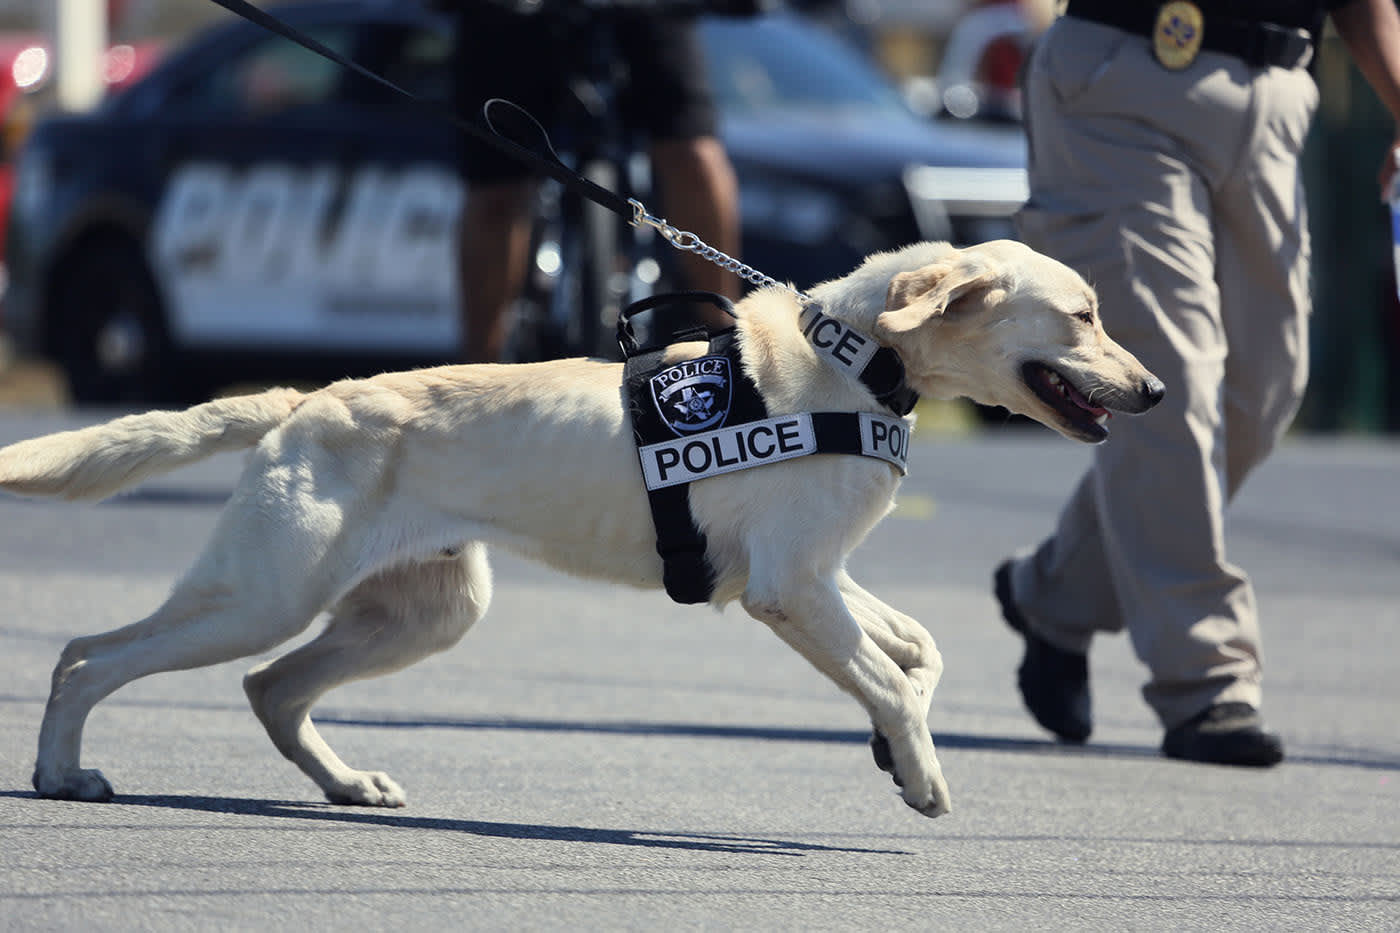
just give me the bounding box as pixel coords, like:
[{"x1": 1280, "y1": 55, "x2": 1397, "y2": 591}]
[{"x1": 1153, "y1": 1, "x2": 1204, "y2": 70}]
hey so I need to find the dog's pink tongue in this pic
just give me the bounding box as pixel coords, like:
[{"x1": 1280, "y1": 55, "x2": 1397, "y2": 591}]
[{"x1": 1064, "y1": 379, "x2": 1108, "y2": 417}]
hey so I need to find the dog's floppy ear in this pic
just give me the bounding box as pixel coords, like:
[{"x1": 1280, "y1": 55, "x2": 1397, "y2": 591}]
[
  {"x1": 884, "y1": 264, "x2": 952, "y2": 312},
  {"x1": 877, "y1": 264, "x2": 1000, "y2": 340}
]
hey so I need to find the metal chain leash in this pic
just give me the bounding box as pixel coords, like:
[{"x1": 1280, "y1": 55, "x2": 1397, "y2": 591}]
[{"x1": 629, "y1": 198, "x2": 813, "y2": 303}]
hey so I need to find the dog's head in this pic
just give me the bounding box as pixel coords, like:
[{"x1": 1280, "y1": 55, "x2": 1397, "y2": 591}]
[{"x1": 873, "y1": 240, "x2": 1164, "y2": 443}]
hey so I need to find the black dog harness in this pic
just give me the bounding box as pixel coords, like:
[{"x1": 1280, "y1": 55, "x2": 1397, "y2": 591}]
[{"x1": 620, "y1": 292, "x2": 918, "y2": 604}]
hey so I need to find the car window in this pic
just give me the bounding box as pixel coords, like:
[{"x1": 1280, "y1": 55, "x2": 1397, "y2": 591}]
[
  {"x1": 701, "y1": 17, "x2": 913, "y2": 121},
  {"x1": 165, "y1": 26, "x2": 355, "y2": 117}
]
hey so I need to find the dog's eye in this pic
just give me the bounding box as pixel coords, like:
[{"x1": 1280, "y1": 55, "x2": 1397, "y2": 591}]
[{"x1": 1074, "y1": 311, "x2": 1095, "y2": 325}]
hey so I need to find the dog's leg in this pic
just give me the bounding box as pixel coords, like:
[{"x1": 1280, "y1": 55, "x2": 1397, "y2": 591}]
[
  {"x1": 838, "y1": 572, "x2": 943, "y2": 711},
  {"x1": 243, "y1": 543, "x2": 490, "y2": 807},
  {"x1": 33, "y1": 573, "x2": 327, "y2": 802},
  {"x1": 32, "y1": 449, "x2": 378, "y2": 802},
  {"x1": 742, "y1": 564, "x2": 951, "y2": 818},
  {"x1": 837, "y1": 572, "x2": 944, "y2": 784}
]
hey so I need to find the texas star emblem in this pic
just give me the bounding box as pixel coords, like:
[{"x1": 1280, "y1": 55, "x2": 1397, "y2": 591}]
[
  {"x1": 649, "y1": 355, "x2": 734, "y2": 436},
  {"x1": 1153, "y1": 1, "x2": 1205, "y2": 70}
]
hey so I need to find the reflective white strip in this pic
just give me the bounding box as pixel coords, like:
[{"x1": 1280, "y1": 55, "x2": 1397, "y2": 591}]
[
  {"x1": 798, "y1": 306, "x2": 880, "y2": 378},
  {"x1": 859, "y1": 412, "x2": 910, "y2": 475},
  {"x1": 639, "y1": 414, "x2": 817, "y2": 490},
  {"x1": 902, "y1": 164, "x2": 1029, "y2": 215}
]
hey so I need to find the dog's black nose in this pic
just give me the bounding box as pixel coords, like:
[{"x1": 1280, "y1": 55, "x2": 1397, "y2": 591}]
[{"x1": 1143, "y1": 376, "x2": 1166, "y2": 407}]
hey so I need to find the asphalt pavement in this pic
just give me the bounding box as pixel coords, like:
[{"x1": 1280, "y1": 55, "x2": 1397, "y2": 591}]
[{"x1": 0, "y1": 407, "x2": 1396, "y2": 931}]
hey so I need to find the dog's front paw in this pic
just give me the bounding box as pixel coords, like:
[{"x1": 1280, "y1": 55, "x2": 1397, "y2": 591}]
[
  {"x1": 905, "y1": 779, "x2": 952, "y2": 819},
  {"x1": 900, "y1": 752, "x2": 952, "y2": 818},
  {"x1": 324, "y1": 771, "x2": 406, "y2": 808},
  {"x1": 869, "y1": 731, "x2": 901, "y2": 786},
  {"x1": 868, "y1": 728, "x2": 901, "y2": 778},
  {"x1": 871, "y1": 729, "x2": 952, "y2": 818},
  {"x1": 32, "y1": 766, "x2": 115, "y2": 802}
]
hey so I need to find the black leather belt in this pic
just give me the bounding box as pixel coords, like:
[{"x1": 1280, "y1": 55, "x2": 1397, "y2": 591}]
[{"x1": 1065, "y1": 0, "x2": 1314, "y2": 69}]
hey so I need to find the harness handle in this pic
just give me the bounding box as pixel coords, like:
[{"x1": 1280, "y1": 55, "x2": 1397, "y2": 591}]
[{"x1": 617, "y1": 291, "x2": 735, "y2": 358}]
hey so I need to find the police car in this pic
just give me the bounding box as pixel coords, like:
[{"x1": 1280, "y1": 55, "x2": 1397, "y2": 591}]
[{"x1": 5, "y1": 2, "x2": 1026, "y2": 403}]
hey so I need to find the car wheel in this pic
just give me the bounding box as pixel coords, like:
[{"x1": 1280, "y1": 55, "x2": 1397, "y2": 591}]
[{"x1": 50, "y1": 236, "x2": 187, "y2": 405}]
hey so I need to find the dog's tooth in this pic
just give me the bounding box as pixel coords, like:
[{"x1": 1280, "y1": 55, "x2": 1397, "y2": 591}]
[
  {"x1": 1095, "y1": 413, "x2": 1109, "y2": 426},
  {"x1": 1047, "y1": 372, "x2": 1062, "y2": 386}
]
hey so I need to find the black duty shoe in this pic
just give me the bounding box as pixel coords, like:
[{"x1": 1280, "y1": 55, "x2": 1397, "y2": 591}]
[
  {"x1": 1161, "y1": 702, "x2": 1284, "y2": 767},
  {"x1": 995, "y1": 560, "x2": 1092, "y2": 743}
]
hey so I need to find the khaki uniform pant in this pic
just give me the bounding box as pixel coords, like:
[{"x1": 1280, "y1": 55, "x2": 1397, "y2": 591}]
[{"x1": 1010, "y1": 18, "x2": 1318, "y2": 728}]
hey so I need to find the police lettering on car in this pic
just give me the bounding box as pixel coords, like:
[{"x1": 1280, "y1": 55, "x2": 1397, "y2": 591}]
[{"x1": 151, "y1": 162, "x2": 462, "y2": 345}]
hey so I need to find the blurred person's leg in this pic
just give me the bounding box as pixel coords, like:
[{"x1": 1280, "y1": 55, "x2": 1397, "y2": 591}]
[
  {"x1": 650, "y1": 135, "x2": 742, "y2": 302},
  {"x1": 458, "y1": 181, "x2": 535, "y2": 363},
  {"x1": 622, "y1": 14, "x2": 741, "y2": 330},
  {"x1": 1010, "y1": 20, "x2": 1275, "y2": 733},
  {"x1": 451, "y1": 3, "x2": 560, "y2": 362},
  {"x1": 1215, "y1": 67, "x2": 1318, "y2": 499}
]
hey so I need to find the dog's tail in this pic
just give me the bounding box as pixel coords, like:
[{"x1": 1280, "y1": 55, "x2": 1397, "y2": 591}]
[{"x1": 0, "y1": 387, "x2": 305, "y2": 502}]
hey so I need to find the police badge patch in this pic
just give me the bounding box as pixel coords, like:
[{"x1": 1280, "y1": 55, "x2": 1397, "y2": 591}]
[
  {"x1": 1153, "y1": 1, "x2": 1205, "y2": 70},
  {"x1": 649, "y1": 355, "x2": 734, "y2": 436}
]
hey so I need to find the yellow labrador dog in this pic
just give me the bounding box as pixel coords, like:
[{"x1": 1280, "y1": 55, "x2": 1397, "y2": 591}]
[{"x1": 1, "y1": 240, "x2": 1161, "y2": 818}]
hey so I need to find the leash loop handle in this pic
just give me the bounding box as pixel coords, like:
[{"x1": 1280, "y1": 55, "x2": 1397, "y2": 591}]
[{"x1": 482, "y1": 97, "x2": 561, "y2": 165}]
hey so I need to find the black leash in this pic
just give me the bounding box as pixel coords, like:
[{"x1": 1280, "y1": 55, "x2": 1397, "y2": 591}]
[{"x1": 203, "y1": 0, "x2": 634, "y2": 218}]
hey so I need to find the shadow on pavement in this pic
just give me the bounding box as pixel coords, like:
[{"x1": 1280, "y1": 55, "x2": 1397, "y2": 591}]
[
  {"x1": 0, "y1": 790, "x2": 913, "y2": 856},
  {"x1": 313, "y1": 714, "x2": 1400, "y2": 771}
]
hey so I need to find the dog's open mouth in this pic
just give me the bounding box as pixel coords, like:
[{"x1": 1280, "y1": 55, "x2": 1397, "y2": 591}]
[{"x1": 1022, "y1": 361, "x2": 1110, "y2": 443}]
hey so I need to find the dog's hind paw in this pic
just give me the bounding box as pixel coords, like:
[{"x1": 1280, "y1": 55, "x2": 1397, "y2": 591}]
[
  {"x1": 324, "y1": 771, "x2": 407, "y2": 808},
  {"x1": 32, "y1": 766, "x2": 115, "y2": 802}
]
